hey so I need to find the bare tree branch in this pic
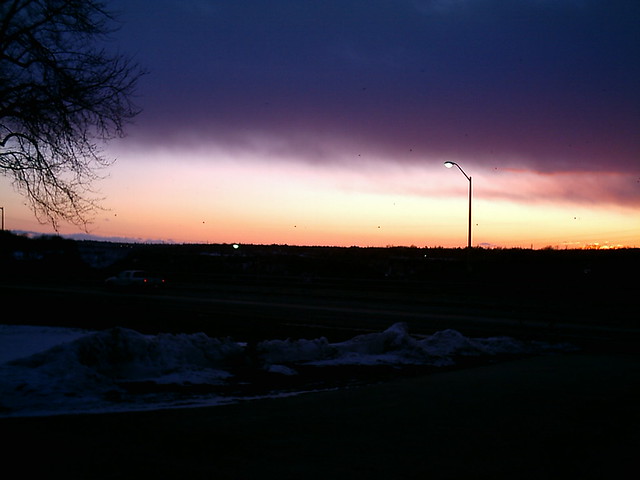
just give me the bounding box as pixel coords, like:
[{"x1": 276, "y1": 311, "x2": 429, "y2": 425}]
[{"x1": 0, "y1": 0, "x2": 144, "y2": 230}]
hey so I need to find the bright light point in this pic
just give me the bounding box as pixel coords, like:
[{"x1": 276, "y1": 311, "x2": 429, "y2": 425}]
[
  {"x1": 233, "y1": 244, "x2": 240, "y2": 249},
  {"x1": 444, "y1": 161, "x2": 455, "y2": 168}
]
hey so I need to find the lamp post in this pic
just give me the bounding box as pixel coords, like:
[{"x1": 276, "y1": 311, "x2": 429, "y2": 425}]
[{"x1": 444, "y1": 161, "x2": 472, "y2": 249}]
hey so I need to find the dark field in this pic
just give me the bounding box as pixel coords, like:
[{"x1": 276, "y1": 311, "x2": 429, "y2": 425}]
[
  {"x1": 1, "y1": 233, "x2": 638, "y2": 346},
  {"x1": 1, "y1": 234, "x2": 639, "y2": 478}
]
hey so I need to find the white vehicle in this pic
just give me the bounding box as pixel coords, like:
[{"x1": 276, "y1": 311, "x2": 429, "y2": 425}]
[{"x1": 105, "y1": 270, "x2": 166, "y2": 290}]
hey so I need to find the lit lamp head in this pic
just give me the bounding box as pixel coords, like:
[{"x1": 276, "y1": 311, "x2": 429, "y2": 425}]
[{"x1": 444, "y1": 161, "x2": 456, "y2": 168}]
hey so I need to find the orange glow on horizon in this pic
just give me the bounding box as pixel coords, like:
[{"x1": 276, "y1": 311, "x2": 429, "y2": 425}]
[{"x1": 1, "y1": 149, "x2": 638, "y2": 249}]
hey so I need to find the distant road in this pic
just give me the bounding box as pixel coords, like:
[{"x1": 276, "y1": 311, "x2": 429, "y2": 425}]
[{"x1": 2, "y1": 280, "x2": 638, "y2": 351}]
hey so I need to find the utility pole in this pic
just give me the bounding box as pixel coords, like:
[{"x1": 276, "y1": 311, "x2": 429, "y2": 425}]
[{"x1": 444, "y1": 162, "x2": 472, "y2": 249}]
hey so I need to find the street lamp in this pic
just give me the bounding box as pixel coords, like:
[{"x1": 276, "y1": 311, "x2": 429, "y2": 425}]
[{"x1": 444, "y1": 161, "x2": 472, "y2": 249}]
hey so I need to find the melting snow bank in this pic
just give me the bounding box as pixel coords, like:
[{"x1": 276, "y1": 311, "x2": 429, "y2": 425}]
[{"x1": 0, "y1": 323, "x2": 576, "y2": 418}]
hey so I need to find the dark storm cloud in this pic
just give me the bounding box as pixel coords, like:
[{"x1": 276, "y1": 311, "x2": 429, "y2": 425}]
[{"x1": 111, "y1": 0, "x2": 639, "y2": 173}]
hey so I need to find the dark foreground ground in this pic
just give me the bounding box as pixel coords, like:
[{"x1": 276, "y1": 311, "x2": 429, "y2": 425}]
[
  {"x1": 1, "y1": 285, "x2": 638, "y2": 479},
  {"x1": 1, "y1": 238, "x2": 639, "y2": 478},
  {"x1": 2, "y1": 353, "x2": 638, "y2": 479}
]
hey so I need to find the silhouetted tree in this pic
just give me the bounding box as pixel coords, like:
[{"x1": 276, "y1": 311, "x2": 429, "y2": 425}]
[{"x1": 0, "y1": 0, "x2": 143, "y2": 229}]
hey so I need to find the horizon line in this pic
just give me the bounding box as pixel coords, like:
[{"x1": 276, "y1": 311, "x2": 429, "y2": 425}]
[{"x1": 3, "y1": 229, "x2": 635, "y2": 251}]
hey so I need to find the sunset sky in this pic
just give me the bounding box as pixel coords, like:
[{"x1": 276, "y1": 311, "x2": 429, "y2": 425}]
[{"x1": 2, "y1": 0, "x2": 638, "y2": 248}]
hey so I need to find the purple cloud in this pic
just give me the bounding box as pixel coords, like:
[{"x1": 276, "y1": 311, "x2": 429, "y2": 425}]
[{"x1": 111, "y1": 0, "x2": 639, "y2": 178}]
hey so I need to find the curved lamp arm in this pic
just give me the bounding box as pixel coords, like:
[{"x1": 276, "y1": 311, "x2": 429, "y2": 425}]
[{"x1": 444, "y1": 161, "x2": 471, "y2": 182}]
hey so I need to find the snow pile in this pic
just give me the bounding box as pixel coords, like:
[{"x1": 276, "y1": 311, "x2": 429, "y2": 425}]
[
  {"x1": 69, "y1": 327, "x2": 243, "y2": 382},
  {"x1": 0, "y1": 323, "x2": 575, "y2": 417},
  {"x1": 261, "y1": 323, "x2": 549, "y2": 368},
  {"x1": 0, "y1": 327, "x2": 244, "y2": 417},
  {"x1": 0, "y1": 325, "x2": 91, "y2": 364}
]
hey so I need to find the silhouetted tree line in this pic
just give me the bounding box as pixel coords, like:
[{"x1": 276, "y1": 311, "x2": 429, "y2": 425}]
[{"x1": 1, "y1": 231, "x2": 636, "y2": 287}]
